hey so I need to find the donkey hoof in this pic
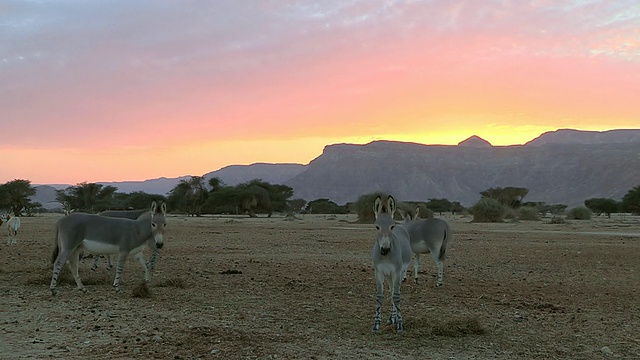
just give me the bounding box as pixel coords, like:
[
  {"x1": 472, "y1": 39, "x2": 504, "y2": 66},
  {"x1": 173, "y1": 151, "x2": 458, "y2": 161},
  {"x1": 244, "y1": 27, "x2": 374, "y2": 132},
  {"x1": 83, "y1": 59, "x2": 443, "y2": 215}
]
[
  {"x1": 50, "y1": 289, "x2": 58, "y2": 296},
  {"x1": 80, "y1": 287, "x2": 88, "y2": 293},
  {"x1": 371, "y1": 323, "x2": 381, "y2": 332},
  {"x1": 435, "y1": 283, "x2": 443, "y2": 288},
  {"x1": 396, "y1": 321, "x2": 405, "y2": 333}
]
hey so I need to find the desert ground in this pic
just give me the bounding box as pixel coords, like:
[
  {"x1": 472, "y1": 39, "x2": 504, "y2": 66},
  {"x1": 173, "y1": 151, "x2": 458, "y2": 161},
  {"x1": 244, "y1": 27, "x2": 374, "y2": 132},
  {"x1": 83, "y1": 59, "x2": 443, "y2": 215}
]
[{"x1": 0, "y1": 212, "x2": 638, "y2": 359}]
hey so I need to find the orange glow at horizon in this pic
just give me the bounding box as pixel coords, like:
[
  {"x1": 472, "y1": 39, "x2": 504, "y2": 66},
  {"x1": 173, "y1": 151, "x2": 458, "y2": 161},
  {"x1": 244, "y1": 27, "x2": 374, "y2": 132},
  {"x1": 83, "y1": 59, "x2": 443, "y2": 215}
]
[{"x1": 2, "y1": 1, "x2": 639, "y2": 185}]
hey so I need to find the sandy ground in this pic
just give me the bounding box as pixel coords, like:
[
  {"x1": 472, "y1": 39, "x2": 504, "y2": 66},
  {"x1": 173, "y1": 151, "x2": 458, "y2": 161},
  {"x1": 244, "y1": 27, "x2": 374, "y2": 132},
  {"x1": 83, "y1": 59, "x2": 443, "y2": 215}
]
[{"x1": 0, "y1": 212, "x2": 639, "y2": 359}]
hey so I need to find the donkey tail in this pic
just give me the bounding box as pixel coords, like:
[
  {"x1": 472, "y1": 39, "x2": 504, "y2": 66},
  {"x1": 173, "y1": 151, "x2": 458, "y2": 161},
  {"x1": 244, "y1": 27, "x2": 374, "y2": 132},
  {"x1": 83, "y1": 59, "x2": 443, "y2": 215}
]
[
  {"x1": 438, "y1": 222, "x2": 451, "y2": 261},
  {"x1": 51, "y1": 227, "x2": 59, "y2": 264}
]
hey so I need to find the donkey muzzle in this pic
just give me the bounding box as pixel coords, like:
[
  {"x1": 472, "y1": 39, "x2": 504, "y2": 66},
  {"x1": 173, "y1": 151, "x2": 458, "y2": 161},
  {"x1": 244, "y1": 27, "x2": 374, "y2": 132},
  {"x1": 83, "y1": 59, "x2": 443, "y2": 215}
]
[{"x1": 380, "y1": 247, "x2": 390, "y2": 255}]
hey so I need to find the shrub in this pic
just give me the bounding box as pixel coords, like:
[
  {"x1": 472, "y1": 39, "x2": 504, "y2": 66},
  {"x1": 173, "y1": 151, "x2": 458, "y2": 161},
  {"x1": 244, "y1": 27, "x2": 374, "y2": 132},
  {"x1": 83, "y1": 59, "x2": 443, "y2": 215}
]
[
  {"x1": 566, "y1": 207, "x2": 592, "y2": 220},
  {"x1": 518, "y1": 206, "x2": 540, "y2": 221},
  {"x1": 352, "y1": 192, "x2": 389, "y2": 223},
  {"x1": 471, "y1": 198, "x2": 505, "y2": 222}
]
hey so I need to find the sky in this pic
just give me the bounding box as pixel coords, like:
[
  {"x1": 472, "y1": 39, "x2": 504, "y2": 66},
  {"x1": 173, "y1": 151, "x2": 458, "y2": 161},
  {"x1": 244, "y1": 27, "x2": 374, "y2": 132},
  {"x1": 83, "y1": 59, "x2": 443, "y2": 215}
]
[{"x1": 1, "y1": 0, "x2": 639, "y2": 185}]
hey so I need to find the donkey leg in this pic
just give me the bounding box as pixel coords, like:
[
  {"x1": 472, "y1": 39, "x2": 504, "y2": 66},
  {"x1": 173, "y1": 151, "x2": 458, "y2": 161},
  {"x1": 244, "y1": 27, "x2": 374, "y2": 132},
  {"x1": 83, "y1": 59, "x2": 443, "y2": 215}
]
[
  {"x1": 135, "y1": 253, "x2": 152, "y2": 282},
  {"x1": 435, "y1": 259, "x2": 444, "y2": 287},
  {"x1": 50, "y1": 250, "x2": 72, "y2": 296},
  {"x1": 147, "y1": 248, "x2": 160, "y2": 272},
  {"x1": 371, "y1": 271, "x2": 384, "y2": 332},
  {"x1": 68, "y1": 249, "x2": 87, "y2": 293},
  {"x1": 91, "y1": 255, "x2": 100, "y2": 271},
  {"x1": 386, "y1": 280, "x2": 397, "y2": 325},
  {"x1": 112, "y1": 253, "x2": 128, "y2": 293},
  {"x1": 106, "y1": 255, "x2": 113, "y2": 270},
  {"x1": 413, "y1": 253, "x2": 421, "y2": 283},
  {"x1": 391, "y1": 276, "x2": 404, "y2": 333}
]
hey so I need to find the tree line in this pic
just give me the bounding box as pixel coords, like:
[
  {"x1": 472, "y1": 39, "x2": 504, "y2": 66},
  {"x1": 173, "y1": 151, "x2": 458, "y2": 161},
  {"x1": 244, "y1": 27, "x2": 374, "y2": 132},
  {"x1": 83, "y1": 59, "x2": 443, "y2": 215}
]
[{"x1": 1, "y1": 178, "x2": 640, "y2": 219}]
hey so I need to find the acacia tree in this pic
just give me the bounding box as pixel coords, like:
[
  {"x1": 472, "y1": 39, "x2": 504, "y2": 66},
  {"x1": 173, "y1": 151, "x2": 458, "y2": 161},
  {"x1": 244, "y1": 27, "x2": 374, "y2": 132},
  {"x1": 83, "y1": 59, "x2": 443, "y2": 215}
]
[
  {"x1": 480, "y1": 187, "x2": 529, "y2": 208},
  {"x1": 621, "y1": 185, "x2": 640, "y2": 215},
  {"x1": 167, "y1": 176, "x2": 208, "y2": 216},
  {"x1": 0, "y1": 179, "x2": 39, "y2": 216},
  {"x1": 584, "y1": 198, "x2": 619, "y2": 218},
  {"x1": 55, "y1": 182, "x2": 118, "y2": 213},
  {"x1": 425, "y1": 198, "x2": 452, "y2": 215}
]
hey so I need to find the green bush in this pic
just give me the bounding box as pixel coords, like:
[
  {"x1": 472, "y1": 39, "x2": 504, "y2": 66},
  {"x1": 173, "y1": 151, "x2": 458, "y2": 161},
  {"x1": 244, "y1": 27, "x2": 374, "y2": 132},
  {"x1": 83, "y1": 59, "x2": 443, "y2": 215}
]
[
  {"x1": 504, "y1": 207, "x2": 517, "y2": 220},
  {"x1": 518, "y1": 206, "x2": 540, "y2": 221},
  {"x1": 471, "y1": 198, "x2": 506, "y2": 223},
  {"x1": 352, "y1": 192, "x2": 389, "y2": 223},
  {"x1": 566, "y1": 207, "x2": 592, "y2": 220}
]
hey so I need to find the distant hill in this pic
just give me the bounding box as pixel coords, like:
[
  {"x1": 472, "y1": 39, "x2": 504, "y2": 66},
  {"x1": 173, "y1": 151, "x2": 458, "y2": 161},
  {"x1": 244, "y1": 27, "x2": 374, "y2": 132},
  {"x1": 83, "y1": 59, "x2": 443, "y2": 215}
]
[
  {"x1": 285, "y1": 130, "x2": 640, "y2": 207},
  {"x1": 31, "y1": 185, "x2": 63, "y2": 210},
  {"x1": 203, "y1": 163, "x2": 307, "y2": 186},
  {"x1": 32, "y1": 129, "x2": 640, "y2": 209}
]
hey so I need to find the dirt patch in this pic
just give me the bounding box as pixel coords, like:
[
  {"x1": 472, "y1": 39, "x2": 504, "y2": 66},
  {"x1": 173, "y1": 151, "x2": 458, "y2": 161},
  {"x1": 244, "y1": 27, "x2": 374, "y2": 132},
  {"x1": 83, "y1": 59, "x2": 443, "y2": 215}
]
[{"x1": 0, "y1": 213, "x2": 638, "y2": 359}]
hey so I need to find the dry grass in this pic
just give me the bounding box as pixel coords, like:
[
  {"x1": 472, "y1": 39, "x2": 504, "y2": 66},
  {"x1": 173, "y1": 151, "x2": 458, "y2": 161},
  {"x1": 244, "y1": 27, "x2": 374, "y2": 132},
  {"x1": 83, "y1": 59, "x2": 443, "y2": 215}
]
[{"x1": 131, "y1": 281, "x2": 151, "y2": 298}]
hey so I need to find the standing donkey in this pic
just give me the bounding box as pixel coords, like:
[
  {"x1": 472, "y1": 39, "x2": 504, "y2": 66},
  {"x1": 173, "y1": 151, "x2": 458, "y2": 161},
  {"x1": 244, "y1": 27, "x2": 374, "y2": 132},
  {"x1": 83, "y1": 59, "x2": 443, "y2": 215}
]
[
  {"x1": 49, "y1": 201, "x2": 167, "y2": 295},
  {"x1": 371, "y1": 195, "x2": 413, "y2": 333},
  {"x1": 88, "y1": 209, "x2": 151, "y2": 271},
  {"x1": 399, "y1": 207, "x2": 451, "y2": 287},
  {"x1": 6, "y1": 214, "x2": 21, "y2": 245}
]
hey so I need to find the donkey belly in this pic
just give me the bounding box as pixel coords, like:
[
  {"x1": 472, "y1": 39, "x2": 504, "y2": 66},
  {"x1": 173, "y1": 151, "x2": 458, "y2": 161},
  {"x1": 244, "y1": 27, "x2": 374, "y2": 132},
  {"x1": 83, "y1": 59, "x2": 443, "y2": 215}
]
[
  {"x1": 410, "y1": 241, "x2": 432, "y2": 254},
  {"x1": 82, "y1": 240, "x2": 119, "y2": 255}
]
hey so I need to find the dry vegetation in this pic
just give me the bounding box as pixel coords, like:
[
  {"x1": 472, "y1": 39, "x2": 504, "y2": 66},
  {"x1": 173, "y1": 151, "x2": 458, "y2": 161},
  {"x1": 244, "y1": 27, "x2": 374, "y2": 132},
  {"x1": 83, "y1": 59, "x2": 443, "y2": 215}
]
[{"x1": 1, "y1": 213, "x2": 639, "y2": 359}]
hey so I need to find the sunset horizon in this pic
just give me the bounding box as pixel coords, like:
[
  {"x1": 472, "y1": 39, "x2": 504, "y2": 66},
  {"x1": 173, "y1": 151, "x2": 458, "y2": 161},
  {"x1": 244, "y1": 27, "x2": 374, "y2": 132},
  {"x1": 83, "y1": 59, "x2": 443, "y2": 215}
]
[
  {"x1": 2, "y1": 1, "x2": 638, "y2": 185},
  {"x1": 13, "y1": 126, "x2": 637, "y2": 186}
]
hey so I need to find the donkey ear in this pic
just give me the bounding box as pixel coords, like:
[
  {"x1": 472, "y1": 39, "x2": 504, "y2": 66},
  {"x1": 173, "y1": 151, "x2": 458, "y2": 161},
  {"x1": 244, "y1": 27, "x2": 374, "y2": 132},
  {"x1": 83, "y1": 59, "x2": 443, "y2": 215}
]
[
  {"x1": 387, "y1": 196, "x2": 396, "y2": 215},
  {"x1": 373, "y1": 196, "x2": 382, "y2": 218},
  {"x1": 160, "y1": 202, "x2": 167, "y2": 215},
  {"x1": 150, "y1": 201, "x2": 157, "y2": 213},
  {"x1": 414, "y1": 206, "x2": 420, "y2": 219}
]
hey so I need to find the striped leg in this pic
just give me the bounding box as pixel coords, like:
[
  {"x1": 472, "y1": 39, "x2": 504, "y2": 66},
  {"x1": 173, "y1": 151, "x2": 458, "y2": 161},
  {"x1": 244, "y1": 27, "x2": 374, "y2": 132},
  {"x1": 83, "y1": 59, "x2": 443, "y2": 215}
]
[
  {"x1": 91, "y1": 255, "x2": 100, "y2": 271},
  {"x1": 391, "y1": 276, "x2": 404, "y2": 332},
  {"x1": 112, "y1": 252, "x2": 128, "y2": 293},
  {"x1": 435, "y1": 259, "x2": 444, "y2": 287},
  {"x1": 68, "y1": 249, "x2": 87, "y2": 293},
  {"x1": 50, "y1": 250, "x2": 73, "y2": 296},
  {"x1": 371, "y1": 271, "x2": 384, "y2": 332},
  {"x1": 147, "y1": 248, "x2": 160, "y2": 272}
]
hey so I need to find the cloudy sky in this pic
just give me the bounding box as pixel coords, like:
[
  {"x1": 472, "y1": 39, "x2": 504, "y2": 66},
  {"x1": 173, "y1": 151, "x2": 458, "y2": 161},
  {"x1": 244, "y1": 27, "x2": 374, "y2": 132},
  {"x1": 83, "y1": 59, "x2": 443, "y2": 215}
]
[{"x1": 1, "y1": 0, "x2": 638, "y2": 184}]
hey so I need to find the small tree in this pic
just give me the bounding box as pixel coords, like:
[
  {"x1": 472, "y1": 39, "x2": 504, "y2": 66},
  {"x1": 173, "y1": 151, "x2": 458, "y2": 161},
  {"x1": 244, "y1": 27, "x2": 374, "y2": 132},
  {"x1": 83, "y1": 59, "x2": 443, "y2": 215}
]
[
  {"x1": 480, "y1": 187, "x2": 529, "y2": 208},
  {"x1": 55, "y1": 182, "x2": 118, "y2": 213},
  {"x1": 471, "y1": 198, "x2": 505, "y2": 222},
  {"x1": 305, "y1": 199, "x2": 346, "y2": 214},
  {"x1": 0, "y1": 179, "x2": 38, "y2": 216},
  {"x1": 353, "y1": 192, "x2": 388, "y2": 223},
  {"x1": 566, "y1": 207, "x2": 591, "y2": 220},
  {"x1": 621, "y1": 185, "x2": 640, "y2": 215},
  {"x1": 425, "y1": 198, "x2": 452, "y2": 215},
  {"x1": 584, "y1": 198, "x2": 618, "y2": 218},
  {"x1": 517, "y1": 206, "x2": 539, "y2": 221}
]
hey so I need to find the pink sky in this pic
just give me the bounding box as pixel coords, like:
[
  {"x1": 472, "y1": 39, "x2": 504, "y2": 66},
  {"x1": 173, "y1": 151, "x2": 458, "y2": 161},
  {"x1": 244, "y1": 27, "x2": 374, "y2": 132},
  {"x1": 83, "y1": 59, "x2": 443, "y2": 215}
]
[{"x1": 1, "y1": 1, "x2": 639, "y2": 185}]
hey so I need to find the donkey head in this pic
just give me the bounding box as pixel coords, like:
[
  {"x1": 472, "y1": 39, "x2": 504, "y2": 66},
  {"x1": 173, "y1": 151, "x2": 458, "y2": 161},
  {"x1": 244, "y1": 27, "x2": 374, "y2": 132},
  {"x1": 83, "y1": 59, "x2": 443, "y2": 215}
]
[
  {"x1": 374, "y1": 195, "x2": 397, "y2": 256},
  {"x1": 150, "y1": 201, "x2": 167, "y2": 249}
]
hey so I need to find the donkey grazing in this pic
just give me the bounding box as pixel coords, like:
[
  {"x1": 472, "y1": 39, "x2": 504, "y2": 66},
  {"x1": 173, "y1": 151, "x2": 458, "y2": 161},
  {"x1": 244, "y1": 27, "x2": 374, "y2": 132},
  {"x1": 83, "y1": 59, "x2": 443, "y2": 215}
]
[
  {"x1": 371, "y1": 195, "x2": 413, "y2": 333},
  {"x1": 49, "y1": 201, "x2": 166, "y2": 295}
]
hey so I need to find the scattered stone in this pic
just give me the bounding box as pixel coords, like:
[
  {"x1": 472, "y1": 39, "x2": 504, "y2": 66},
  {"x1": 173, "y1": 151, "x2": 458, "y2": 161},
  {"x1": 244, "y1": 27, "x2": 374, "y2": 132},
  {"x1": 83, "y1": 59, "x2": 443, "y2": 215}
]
[
  {"x1": 152, "y1": 335, "x2": 163, "y2": 342},
  {"x1": 601, "y1": 346, "x2": 613, "y2": 355},
  {"x1": 219, "y1": 269, "x2": 242, "y2": 275}
]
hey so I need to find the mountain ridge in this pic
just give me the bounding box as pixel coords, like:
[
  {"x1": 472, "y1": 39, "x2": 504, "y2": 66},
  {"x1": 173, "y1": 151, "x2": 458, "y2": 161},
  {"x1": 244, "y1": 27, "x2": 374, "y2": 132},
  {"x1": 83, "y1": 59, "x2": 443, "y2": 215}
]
[{"x1": 32, "y1": 129, "x2": 640, "y2": 209}]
